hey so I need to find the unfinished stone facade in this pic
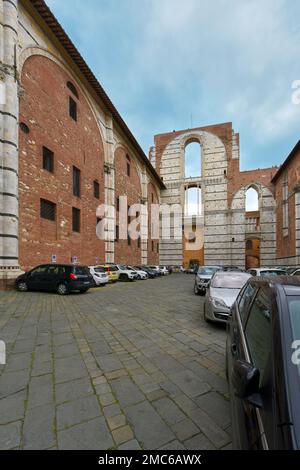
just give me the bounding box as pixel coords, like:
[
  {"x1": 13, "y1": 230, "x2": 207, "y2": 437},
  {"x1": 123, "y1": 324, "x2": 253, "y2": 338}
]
[{"x1": 151, "y1": 123, "x2": 279, "y2": 268}]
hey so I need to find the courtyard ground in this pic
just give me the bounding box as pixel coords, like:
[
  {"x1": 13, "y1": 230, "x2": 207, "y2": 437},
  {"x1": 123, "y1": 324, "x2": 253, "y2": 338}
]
[{"x1": 0, "y1": 274, "x2": 231, "y2": 450}]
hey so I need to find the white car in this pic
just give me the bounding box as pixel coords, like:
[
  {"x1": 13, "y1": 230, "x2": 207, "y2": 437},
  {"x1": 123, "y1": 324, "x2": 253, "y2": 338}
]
[
  {"x1": 159, "y1": 266, "x2": 170, "y2": 276},
  {"x1": 148, "y1": 266, "x2": 162, "y2": 276},
  {"x1": 128, "y1": 266, "x2": 148, "y2": 280},
  {"x1": 247, "y1": 268, "x2": 287, "y2": 277},
  {"x1": 114, "y1": 265, "x2": 138, "y2": 282},
  {"x1": 89, "y1": 266, "x2": 109, "y2": 286}
]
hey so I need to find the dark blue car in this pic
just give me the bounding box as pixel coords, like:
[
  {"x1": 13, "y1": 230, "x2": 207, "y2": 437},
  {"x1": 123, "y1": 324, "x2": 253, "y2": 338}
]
[{"x1": 16, "y1": 264, "x2": 94, "y2": 295}]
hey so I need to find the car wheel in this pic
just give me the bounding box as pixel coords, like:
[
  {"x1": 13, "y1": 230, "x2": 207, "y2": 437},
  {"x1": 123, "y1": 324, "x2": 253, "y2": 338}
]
[
  {"x1": 203, "y1": 304, "x2": 210, "y2": 323},
  {"x1": 57, "y1": 283, "x2": 68, "y2": 295},
  {"x1": 119, "y1": 274, "x2": 127, "y2": 282},
  {"x1": 194, "y1": 283, "x2": 200, "y2": 295},
  {"x1": 17, "y1": 281, "x2": 28, "y2": 292}
]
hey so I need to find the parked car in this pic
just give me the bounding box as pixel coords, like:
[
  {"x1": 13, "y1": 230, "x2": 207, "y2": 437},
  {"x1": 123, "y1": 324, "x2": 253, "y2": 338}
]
[
  {"x1": 89, "y1": 266, "x2": 109, "y2": 286},
  {"x1": 113, "y1": 265, "x2": 138, "y2": 282},
  {"x1": 194, "y1": 266, "x2": 221, "y2": 295},
  {"x1": 140, "y1": 266, "x2": 157, "y2": 279},
  {"x1": 221, "y1": 265, "x2": 245, "y2": 272},
  {"x1": 128, "y1": 266, "x2": 148, "y2": 280},
  {"x1": 148, "y1": 266, "x2": 162, "y2": 276},
  {"x1": 226, "y1": 276, "x2": 300, "y2": 449},
  {"x1": 289, "y1": 268, "x2": 300, "y2": 276},
  {"x1": 247, "y1": 268, "x2": 287, "y2": 277},
  {"x1": 159, "y1": 266, "x2": 170, "y2": 276},
  {"x1": 204, "y1": 271, "x2": 251, "y2": 323},
  {"x1": 16, "y1": 264, "x2": 93, "y2": 295},
  {"x1": 98, "y1": 265, "x2": 120, "y2": 283}
]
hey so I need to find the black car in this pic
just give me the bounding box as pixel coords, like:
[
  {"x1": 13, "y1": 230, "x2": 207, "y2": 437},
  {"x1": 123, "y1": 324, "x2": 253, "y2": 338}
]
[
  {"x1": 140, "y1": 266, "x2": 157, "y2": 279},
  {"x1": 16, "y1": 264, "x2": 94, "y2": 295},
  {"x1": 226, "y1": 276, "x2": 300, "y2": 449}
]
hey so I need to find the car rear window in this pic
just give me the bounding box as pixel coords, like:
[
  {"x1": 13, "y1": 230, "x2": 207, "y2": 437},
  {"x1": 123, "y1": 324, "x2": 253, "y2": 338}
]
[
  {"x1": 198, "y1": 267, "x2": 220, "y2": 276},
  {"x1": 107, "y1": 266, "x2": 118, "y2": 272},
  {"x1": 94, "y1": 268, "x2": 105, "y2": 273},
  {"x1": 74, "y1": 266, "x2": 90, "y2": 275}
]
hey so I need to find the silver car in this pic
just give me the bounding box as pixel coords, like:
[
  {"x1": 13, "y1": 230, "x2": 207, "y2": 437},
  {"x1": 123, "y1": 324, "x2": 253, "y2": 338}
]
[
  {"x1": 194, "y1": 266, "x2": 221, "y2": 295},
  {"x1": 204, "y1": 271, "x2": 251, "y2": 323}
]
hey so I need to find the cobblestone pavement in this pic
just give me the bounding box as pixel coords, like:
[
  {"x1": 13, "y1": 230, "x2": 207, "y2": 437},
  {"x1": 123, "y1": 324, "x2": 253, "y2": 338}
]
[{"x1": 0, "y1": 274, "x2": 231, "y2": 450}]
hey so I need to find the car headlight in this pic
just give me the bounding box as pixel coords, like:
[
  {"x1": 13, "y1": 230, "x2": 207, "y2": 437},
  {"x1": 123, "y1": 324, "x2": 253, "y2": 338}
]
[{"x1": 210, "y1": 297, "x2": 228, "y2": 309}]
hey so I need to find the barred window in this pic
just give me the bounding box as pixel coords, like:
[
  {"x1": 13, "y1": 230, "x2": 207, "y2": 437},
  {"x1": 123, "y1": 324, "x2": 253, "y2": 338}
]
[{"x1": 40, "y1": 199, "x2": 56, "y2": 221}]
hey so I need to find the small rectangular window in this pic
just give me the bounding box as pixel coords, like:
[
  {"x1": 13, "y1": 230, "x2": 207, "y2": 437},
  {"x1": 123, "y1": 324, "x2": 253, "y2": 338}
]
[
  {"x1": 152, "y1": 241, "x2": 154, "y2": 252},
  {"x1": 115, "y1": 225, "x2": 119, "y2": 242},
  {"x1": 73, "y1": 166, "x2": 81, "y2": 197},
  {"x1": 40, "y1": 199, "x2": 56, "y2": 221},
  {"x1": 42, "y1": 147, "x2": 54, "y2": 173},
  {"x1": 137, "y1": 237, "x2": 141, "y2": 249},
  {"x1": 128, "y1": 234, "x2": 131, "y2": 246},
  {"x1": 72, "y1": 207, "x2": 80, "y2": 232},
  {"x1": 127, "y1": 162, "x2": 131, "y2": 177},
  {"x1": 94, "y1": 180, "x2": 100, "y2": 199},
  {"x1": 151, "y1": 193, "x2": 154, "y2": 203},
  {"x1": 157, "y1": 243, "x2": 159, "y2": 254},
  {"x1": 116, "y1": 197, "x2": 120, "y2": 212},
  {"x1": 69, "y1": 96, "x2": 77, "y2": 121}
]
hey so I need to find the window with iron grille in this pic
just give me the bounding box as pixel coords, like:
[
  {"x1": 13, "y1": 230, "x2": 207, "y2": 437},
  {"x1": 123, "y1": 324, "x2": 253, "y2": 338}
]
[
  {"x1": 94, "y1": 180, "x2": 100, "y2": 199},
  {"x1": 69, "y1": 96, "x2": 77, "y2": 121},
  {"x1": 40, "y1": 199, "x2": 56, "y2": 221},
  {"x1": 73, "y1": 166, "x2": 81, "y2": 197},
  {"x1": 72, "y1": 207, "x2": 80, "y2": 232},
  {"x1": 42, "y1": 147, "x2": 54, "y2": 173}
]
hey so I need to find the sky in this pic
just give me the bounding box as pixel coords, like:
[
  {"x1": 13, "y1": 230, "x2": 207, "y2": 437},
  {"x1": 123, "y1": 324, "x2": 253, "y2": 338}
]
[{"x1": 47, "y1": 0, "x2": 300, "y2": 171}]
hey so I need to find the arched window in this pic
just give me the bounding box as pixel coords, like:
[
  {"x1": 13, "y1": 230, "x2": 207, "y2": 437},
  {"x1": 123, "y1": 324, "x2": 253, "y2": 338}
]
[
  {"x1": 185, "y1": 187, "x2": 202, "y2": 216},
  {"x1": 185, "y1": 142, "x2": 201, "y2": 178},
  {"x1": 67, "y1": 81, "x2": 79, "y2": 99},
  {"x1": 246, "y1": 187, "x2": 259, "y2": 212}
]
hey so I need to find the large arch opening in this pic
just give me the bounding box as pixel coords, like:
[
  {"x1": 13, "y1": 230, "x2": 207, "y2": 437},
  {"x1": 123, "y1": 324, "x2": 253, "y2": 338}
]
[
  {"x1": 185, "y1": 142, "x2": 202, "y2": 178},
  {"x1": 246, "y1": 187, "x2": 259, "y2": 212},
  {"x1": 185, "y1": 186, "x2": 202, "y2": 216}
]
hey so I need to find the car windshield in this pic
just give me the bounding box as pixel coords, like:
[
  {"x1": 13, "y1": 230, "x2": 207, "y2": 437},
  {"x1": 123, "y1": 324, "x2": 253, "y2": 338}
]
[
  {"x1": 288, "y1": 297, "x2": 300, "y2": 381},
  {"x1": 198, "y1": 267, "x2": 219, "y2": 276},
  {"x1": 260, "y1": 270, "x2": 286, "y2": 277},
  {"x1": 94, "y1": 268, "x2": 105, "y2": 273},
  {"x1": 211, "y1": 273, "x2": 251, "y2": 289}
]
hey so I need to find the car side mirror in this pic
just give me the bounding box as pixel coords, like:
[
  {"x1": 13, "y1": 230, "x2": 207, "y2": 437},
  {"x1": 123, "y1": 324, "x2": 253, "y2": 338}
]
[{"x1": 232, "y1": 360, "x2": 262, "y2": 408}]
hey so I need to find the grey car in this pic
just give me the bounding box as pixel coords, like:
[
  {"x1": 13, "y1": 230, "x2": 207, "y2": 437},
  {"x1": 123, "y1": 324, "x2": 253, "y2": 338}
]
[
  {"x1": 194, "y1": 266, "x2": 221, "y2": 295},
  {"x1": 204, "y1": 271, "x2": 251, "y2": 323}
]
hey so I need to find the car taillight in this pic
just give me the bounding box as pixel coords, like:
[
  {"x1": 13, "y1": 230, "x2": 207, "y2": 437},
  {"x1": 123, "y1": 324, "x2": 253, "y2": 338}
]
[{"x1": 70, "y1": 273, "x2": 77, "y2": 280}]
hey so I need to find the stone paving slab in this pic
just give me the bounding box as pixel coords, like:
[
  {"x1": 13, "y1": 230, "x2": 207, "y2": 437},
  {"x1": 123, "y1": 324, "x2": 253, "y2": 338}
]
[{"x1": 0, "y1": 274, "x2": 231, "y2": 450}]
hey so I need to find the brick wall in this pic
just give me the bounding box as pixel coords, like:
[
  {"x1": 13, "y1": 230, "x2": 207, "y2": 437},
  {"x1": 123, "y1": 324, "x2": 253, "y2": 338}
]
[{"x1": 19, "y1": 55, "x2": 105, "y2": 270}]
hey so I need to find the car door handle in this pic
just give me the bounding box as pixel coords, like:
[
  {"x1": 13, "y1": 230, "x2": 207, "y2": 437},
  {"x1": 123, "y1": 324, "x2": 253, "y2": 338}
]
[{"x1": 231, "y1": 343, "x2": 237, "y2": 355}]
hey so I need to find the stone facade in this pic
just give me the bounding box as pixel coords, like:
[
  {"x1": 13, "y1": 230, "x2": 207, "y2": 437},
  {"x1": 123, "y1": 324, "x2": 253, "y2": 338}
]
[{"x1": 151, "y1": 123, "x2": 279, "y2": 269}]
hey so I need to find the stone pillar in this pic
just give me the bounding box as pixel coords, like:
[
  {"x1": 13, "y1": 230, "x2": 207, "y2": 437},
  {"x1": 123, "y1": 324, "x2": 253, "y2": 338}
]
[
  {"x1": 104, "y1": 113, "x2": 115, "y2": 264},
  {"x1": 140, "y1": 167, "x2": 148, "y2": 266},
  {"x1": 0, "y1": 0, "x2": 22, "y2": 288}
]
